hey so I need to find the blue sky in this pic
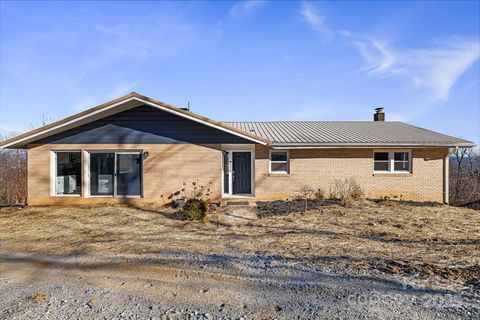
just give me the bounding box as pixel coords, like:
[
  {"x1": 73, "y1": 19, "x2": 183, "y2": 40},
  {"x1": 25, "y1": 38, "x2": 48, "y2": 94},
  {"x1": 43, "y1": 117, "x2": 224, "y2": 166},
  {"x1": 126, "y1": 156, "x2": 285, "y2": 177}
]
[{"x1": 1, "y1": 1, "x2": 479, "y2": 143}]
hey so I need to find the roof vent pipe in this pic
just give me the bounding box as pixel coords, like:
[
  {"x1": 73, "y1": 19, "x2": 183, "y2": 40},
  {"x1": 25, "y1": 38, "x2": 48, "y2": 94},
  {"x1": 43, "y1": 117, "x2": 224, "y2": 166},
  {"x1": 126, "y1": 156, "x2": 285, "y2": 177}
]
[
  {"x1": 374, "y1": 107, "x2": 385, "y2": 121},
  {"x1": 180, "y1": 101, "x2": 190, "y2": 112}
]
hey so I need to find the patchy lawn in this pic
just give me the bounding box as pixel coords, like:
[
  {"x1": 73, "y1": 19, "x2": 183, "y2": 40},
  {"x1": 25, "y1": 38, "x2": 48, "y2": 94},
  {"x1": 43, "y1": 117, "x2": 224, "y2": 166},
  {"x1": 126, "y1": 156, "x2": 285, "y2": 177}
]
[{"x1": 0, "y1": 201, "x2": 479, "y2": 293}]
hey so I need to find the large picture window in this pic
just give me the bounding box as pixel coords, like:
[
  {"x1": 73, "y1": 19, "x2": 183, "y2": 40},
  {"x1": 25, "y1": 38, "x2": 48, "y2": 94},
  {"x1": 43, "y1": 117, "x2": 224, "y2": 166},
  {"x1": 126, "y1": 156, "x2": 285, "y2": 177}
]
[
  {"x1": 55, "y1": 151, "x2": 81, "y2": 195},
  {"x1": 374, "y1": 150, "x2": 411, "y2": 173},
  {"x1": 270, "y1": 151, "x2": 289, "y2": 174}
]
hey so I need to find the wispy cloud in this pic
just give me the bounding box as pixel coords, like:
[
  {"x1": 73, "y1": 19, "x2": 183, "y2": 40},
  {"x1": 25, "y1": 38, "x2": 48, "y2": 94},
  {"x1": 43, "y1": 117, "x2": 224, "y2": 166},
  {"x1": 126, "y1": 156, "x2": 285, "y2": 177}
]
[
  {"x1": 106, "y1": 81, "x2": 140, "y2": 99},
  {"x1": 354, "y1": 37, "x2": 480, "y2": 101},
  {"x1": 87, "y1": 17, "x2": 199, "y2": 61},
  {"x1": 229, "y1": 1, "x2": 265, "y2": 18},
  {"x1": 72, "y1": 81, "x2": 141, "y2": 111},
  {"x1": 354, "y1": 40, "x2": 404, "y2": 76},
  {"x1": 1, "y1": 6, "x2": 223, "y2": 119},
  {"x1": 297, "y1": 5, "x2": 478, "y2": 102},
  {"x1": 338, "y1": 29, "x2": 352, "y2": 37},
  {"x1": 299, "y1": 2, "x2": 333, "y2": 41}
]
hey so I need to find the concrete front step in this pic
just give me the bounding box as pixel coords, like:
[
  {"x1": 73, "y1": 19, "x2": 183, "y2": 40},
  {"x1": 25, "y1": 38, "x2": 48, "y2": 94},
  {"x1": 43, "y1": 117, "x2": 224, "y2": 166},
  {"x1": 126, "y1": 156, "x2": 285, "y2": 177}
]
[
  {"x1": 212, "y1": 205, "x2": 258, "y2": 226},
  {"x1": 219, "y1": 200, "x2": 257, "y2": 207}
]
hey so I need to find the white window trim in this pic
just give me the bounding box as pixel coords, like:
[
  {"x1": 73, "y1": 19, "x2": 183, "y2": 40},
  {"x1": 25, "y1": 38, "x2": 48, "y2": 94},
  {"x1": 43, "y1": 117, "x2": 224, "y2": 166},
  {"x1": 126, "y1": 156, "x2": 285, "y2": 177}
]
[
  {"x1": 85, "y1": 150, "x2": 143, "y2": 198},
  {"x1": 269, "y1": 150, "x2": 290, "y2": 174},
  {"x1": 51, "y1": 150, "x2": 82, "y2": 196},
  {"x1": 373, "y1": 149, "x2": 412, "y2": 174}
]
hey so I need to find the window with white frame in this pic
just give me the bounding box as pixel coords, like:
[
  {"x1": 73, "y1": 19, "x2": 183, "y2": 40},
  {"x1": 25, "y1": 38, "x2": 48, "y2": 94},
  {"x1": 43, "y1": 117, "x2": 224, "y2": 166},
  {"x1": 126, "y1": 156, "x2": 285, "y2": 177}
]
[
  {"x1": 270, "y1": 151, "x2": 289, "y2": 173},
  {"x1": 54, "y1": 151, "x2": 82, "y2": 195},
  {"x1": 394, "y1": 152, "x2": 410, "y2": 172},
  {"x1": 374, "y1": 151, "x2": 411, "y2": 173}
]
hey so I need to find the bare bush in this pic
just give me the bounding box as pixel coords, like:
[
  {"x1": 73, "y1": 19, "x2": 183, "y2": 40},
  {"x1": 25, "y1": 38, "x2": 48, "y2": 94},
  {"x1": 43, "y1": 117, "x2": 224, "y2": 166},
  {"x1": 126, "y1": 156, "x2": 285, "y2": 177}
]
[
  {"x1": 314, "y1": 188, "x2": 325, "y2": 201},
  {"x1": 0, "y1": 117, "x2": 54, "y2": 206},
  {"x1": 0, "y1": 145, "x2": 27, "y2": 205},
  {"x1": 162, "y1": 180, "x2": 213, "y2": 208},
  {"x1": 450, "y1": 148, "x2": 480, "y2": 207},
  {"x1": 329, "y1": 178, "x2": 364, "y2": 207},
  {"x1": 295, "y1": 184, "x2": 315, "y2": 212},
  {"x1": 181, "y1": 180, "x2": 213, "y2": 201},
  {"x1": 349, "y1": 178, "x2": 365, "y2": 201}
]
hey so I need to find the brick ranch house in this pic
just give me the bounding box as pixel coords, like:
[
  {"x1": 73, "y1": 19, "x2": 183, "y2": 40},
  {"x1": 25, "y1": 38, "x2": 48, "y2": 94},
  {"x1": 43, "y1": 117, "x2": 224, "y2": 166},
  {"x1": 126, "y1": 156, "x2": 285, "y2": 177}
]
[{"x1": 0, "y1": 92, "x2": 474, "y2": 206}]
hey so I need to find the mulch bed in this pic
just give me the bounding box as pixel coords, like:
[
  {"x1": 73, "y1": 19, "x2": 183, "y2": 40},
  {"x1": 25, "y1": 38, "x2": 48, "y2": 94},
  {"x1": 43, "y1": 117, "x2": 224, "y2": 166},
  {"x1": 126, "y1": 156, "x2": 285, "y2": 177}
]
[
  {"x1": 460, "y1": 200, "x2": 480, "y2": 211},
  {"x1": 368, "y1": 198, "x2": 444, "y2": 207},
  {"x1": 256, "y1": 199, "x2": 338, "y2": 218}
]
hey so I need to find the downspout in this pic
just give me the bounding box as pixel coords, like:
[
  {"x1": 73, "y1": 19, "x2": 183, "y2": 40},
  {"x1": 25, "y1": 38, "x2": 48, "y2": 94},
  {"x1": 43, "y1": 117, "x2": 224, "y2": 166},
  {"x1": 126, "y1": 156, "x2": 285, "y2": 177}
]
[{"x1": 443, "y1": 148, "x2": 453, "y2": 205}]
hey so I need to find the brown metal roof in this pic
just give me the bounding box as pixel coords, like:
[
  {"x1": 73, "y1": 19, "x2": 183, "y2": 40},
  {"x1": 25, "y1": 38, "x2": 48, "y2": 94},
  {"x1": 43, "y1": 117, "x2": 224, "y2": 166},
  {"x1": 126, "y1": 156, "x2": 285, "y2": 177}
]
[
  {"x1": 223, "y1": 121, "x2": 475, "y2": 147},
  {"x1": 0, "y1": 92, "x2": 473, "y2": 148}
]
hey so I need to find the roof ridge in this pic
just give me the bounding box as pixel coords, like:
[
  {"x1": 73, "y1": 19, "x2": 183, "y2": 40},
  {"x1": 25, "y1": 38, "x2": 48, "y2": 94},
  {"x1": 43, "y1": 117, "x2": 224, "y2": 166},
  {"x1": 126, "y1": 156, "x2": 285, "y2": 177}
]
[
  {"x1": 222, "y1": 120, "x2": 403, "y2": 123},
  {"x1": 225, "y1": 120, "x2": 475, "y2": 147}
]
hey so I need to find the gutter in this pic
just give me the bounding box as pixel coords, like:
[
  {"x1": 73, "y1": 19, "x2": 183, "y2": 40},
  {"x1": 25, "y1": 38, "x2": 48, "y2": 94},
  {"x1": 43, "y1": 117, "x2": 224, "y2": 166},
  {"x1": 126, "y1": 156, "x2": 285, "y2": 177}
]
[{"x1": 270, "y1": 143, "x2": 476, "y2": 149}]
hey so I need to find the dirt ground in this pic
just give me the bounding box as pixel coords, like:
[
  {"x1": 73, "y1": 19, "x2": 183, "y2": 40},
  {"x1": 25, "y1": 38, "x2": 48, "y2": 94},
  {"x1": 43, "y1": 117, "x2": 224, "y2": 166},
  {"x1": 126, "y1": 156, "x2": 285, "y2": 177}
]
[{"x1": 0, "y1": 201, "x2": 479, "y2": 318}]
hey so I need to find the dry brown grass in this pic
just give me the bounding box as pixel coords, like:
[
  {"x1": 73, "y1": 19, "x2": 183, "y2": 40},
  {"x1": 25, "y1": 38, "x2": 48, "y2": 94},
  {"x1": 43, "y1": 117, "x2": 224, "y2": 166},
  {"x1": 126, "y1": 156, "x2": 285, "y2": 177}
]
[
  {"x1": 31, "y1": 292, "x2": 47, "y2": 302},
  {"x1": 0, "y1": 201, "x2": 478, "y2": 290}
]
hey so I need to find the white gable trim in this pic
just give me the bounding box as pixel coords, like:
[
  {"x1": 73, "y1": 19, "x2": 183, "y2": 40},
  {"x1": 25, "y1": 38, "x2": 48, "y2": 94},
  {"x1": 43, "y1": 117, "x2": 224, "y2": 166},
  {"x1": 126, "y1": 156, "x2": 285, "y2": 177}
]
[{"x1": 1, "y1": 97, "x2": 268, "y2": 148}]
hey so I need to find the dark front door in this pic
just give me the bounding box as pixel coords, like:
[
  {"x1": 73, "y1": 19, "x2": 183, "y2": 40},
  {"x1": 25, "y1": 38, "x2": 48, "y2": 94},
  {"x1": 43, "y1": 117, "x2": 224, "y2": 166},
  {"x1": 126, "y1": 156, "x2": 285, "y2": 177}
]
[{"x1": 232, "y1": 152, "x2": 251, "y2": 195}]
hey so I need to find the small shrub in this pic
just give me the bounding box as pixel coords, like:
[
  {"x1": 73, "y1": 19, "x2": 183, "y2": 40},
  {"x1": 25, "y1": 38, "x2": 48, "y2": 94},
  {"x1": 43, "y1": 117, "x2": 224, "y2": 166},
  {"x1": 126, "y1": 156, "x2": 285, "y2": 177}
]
[
  {"x1": 182, "y1": 198, "x2": 209, "y2": 221},
  {"x1": 314, "y1": 188, "x2": 325, "y2": 200},
  {"x1": 330, "y1": 178, "x2": 364, "y2": 207}
]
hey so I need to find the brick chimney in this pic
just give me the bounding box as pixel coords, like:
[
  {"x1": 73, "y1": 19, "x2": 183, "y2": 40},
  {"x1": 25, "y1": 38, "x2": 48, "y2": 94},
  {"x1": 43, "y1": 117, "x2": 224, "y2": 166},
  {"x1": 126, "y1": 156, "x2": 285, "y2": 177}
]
[{"x1": 374, "y1": 107, "x2": 385, "y2": 121}]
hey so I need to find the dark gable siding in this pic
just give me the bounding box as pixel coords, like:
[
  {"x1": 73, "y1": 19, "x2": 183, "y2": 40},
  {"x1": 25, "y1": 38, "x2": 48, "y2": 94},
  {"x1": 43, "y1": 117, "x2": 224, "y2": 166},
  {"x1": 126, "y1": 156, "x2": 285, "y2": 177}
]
[{"x1": 36, "y1": 105, "x2": 254, "y2": 145}]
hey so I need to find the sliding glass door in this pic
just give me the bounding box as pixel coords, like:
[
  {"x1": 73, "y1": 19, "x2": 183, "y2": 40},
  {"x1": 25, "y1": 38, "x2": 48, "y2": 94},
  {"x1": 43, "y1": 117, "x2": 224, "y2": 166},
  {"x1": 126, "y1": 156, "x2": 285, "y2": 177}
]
[
  {"x1": 89, "y1": 152, "x2": 142, "y2": 197},
  {"x1": 90, "y1": 153, "x2": 115, "y2": 196},
  {"x1": 116, "y1": 153, "x2": 141, "y2": 196}
]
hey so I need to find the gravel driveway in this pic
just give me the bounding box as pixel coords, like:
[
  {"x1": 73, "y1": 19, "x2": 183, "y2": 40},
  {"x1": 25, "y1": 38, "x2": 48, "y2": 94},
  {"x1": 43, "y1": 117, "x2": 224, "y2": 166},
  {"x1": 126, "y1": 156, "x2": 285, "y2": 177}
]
[{"x1": 1, "y1": 251, "x2": 478, "y2": 319}]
